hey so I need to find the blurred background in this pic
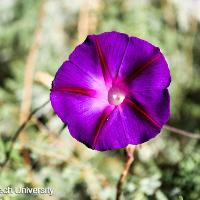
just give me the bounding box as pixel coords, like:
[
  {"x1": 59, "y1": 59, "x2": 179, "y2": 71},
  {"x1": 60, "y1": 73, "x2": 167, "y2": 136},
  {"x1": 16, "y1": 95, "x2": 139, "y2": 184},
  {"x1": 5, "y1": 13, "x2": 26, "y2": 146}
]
[{"x1": 0, "y1": 0, "x2": 200, "y2": 199}]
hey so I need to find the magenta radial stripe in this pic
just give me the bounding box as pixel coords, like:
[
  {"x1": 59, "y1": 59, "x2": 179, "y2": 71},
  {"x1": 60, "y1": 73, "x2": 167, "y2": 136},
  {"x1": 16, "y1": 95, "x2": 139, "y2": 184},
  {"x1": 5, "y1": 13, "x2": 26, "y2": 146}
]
[
  {"x1": 51, "y1": 87, "x2": 97, "y2": 97},
  {"x1": 124, "y1": 98, "x2": 162, "y2": 129},
  {"x1": 125, "y1": 54, "x2": 161, "y2": 83},
  {"x1": 92, "y1": 106, "x2": 115, "y2": 149},
  {"x1": 94, "y1": 37, "x2": 111, "y2": 84}
]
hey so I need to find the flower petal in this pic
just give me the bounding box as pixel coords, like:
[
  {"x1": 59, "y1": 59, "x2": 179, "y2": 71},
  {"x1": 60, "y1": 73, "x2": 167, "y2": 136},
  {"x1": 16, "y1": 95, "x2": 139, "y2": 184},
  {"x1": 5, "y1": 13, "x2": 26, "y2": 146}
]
[
  {"x1": 118, "y1": 36, "x2": 170, "y2": 90},
  {"x1": 94, "y1": 103, "x2": 161, "y2": 151},
  {"x1": 69, "y1": 32, "x2": 129, "y2": 86},
  {"x1": 118, "y1": 36, "x2": 159, "y2": 78},
  {"x1": 128, "y1": 53, "x2": 171, "y2": 91},
  {"x1": 50, "y1": 91, "x2": 110, "y2": 149},
  {"x1": 129, "y1": 89, "x2": 170, "y2": 126},
  {"x1": 52, "y1": 60, "x2": 107, "y2": 99},
  {"x1": 69, "y1": 36, "x2": 106, "y2": 83},
  {"x1": 50, "y1": 60, "x2": 111, "y2": 149},
  {"x1": 93, "y1": 31, "x2": 129, "y2": 80}
]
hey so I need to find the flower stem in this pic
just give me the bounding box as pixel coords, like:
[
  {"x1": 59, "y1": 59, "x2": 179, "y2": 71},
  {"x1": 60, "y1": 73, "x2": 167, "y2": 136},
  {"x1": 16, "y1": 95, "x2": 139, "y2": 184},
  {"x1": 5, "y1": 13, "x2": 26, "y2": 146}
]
[
  {"x1": 0, "y1": 100, "x2": 50, "y2": 168},
  {"x1": 116, "y1": 145, "x2": 135, "y2": 200},
  {"x1": 164, "y1": 125, "x2": 200, "y2": 139}
]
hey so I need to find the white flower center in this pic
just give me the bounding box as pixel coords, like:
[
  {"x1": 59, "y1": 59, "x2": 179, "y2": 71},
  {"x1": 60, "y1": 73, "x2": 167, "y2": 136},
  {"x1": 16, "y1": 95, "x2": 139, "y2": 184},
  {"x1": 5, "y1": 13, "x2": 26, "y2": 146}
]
[{"x1": 108, "y1": 87, "x2": 125, "y2": 106}]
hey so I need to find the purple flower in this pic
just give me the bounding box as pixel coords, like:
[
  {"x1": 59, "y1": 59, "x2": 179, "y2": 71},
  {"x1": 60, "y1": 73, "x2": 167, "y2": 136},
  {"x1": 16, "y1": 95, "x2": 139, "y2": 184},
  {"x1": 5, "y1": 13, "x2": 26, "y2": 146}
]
[{"x1": 50, "y1": 31, "x2": 171, "y2": 151}]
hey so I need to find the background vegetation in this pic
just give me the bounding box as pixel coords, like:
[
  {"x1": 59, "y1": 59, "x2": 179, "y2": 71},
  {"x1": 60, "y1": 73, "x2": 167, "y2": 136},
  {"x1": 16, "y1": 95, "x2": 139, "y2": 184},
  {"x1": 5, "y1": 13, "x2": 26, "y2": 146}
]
[{"x1": 0, "y1": 0, "x2": 200, "y2": 199}]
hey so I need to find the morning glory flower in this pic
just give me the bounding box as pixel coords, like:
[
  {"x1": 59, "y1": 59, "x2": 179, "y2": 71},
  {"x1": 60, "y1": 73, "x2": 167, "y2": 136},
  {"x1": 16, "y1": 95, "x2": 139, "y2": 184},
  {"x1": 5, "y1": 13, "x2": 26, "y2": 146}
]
[{"x1": 50, "y1": 31, "x2": 171, "y2": 151}]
